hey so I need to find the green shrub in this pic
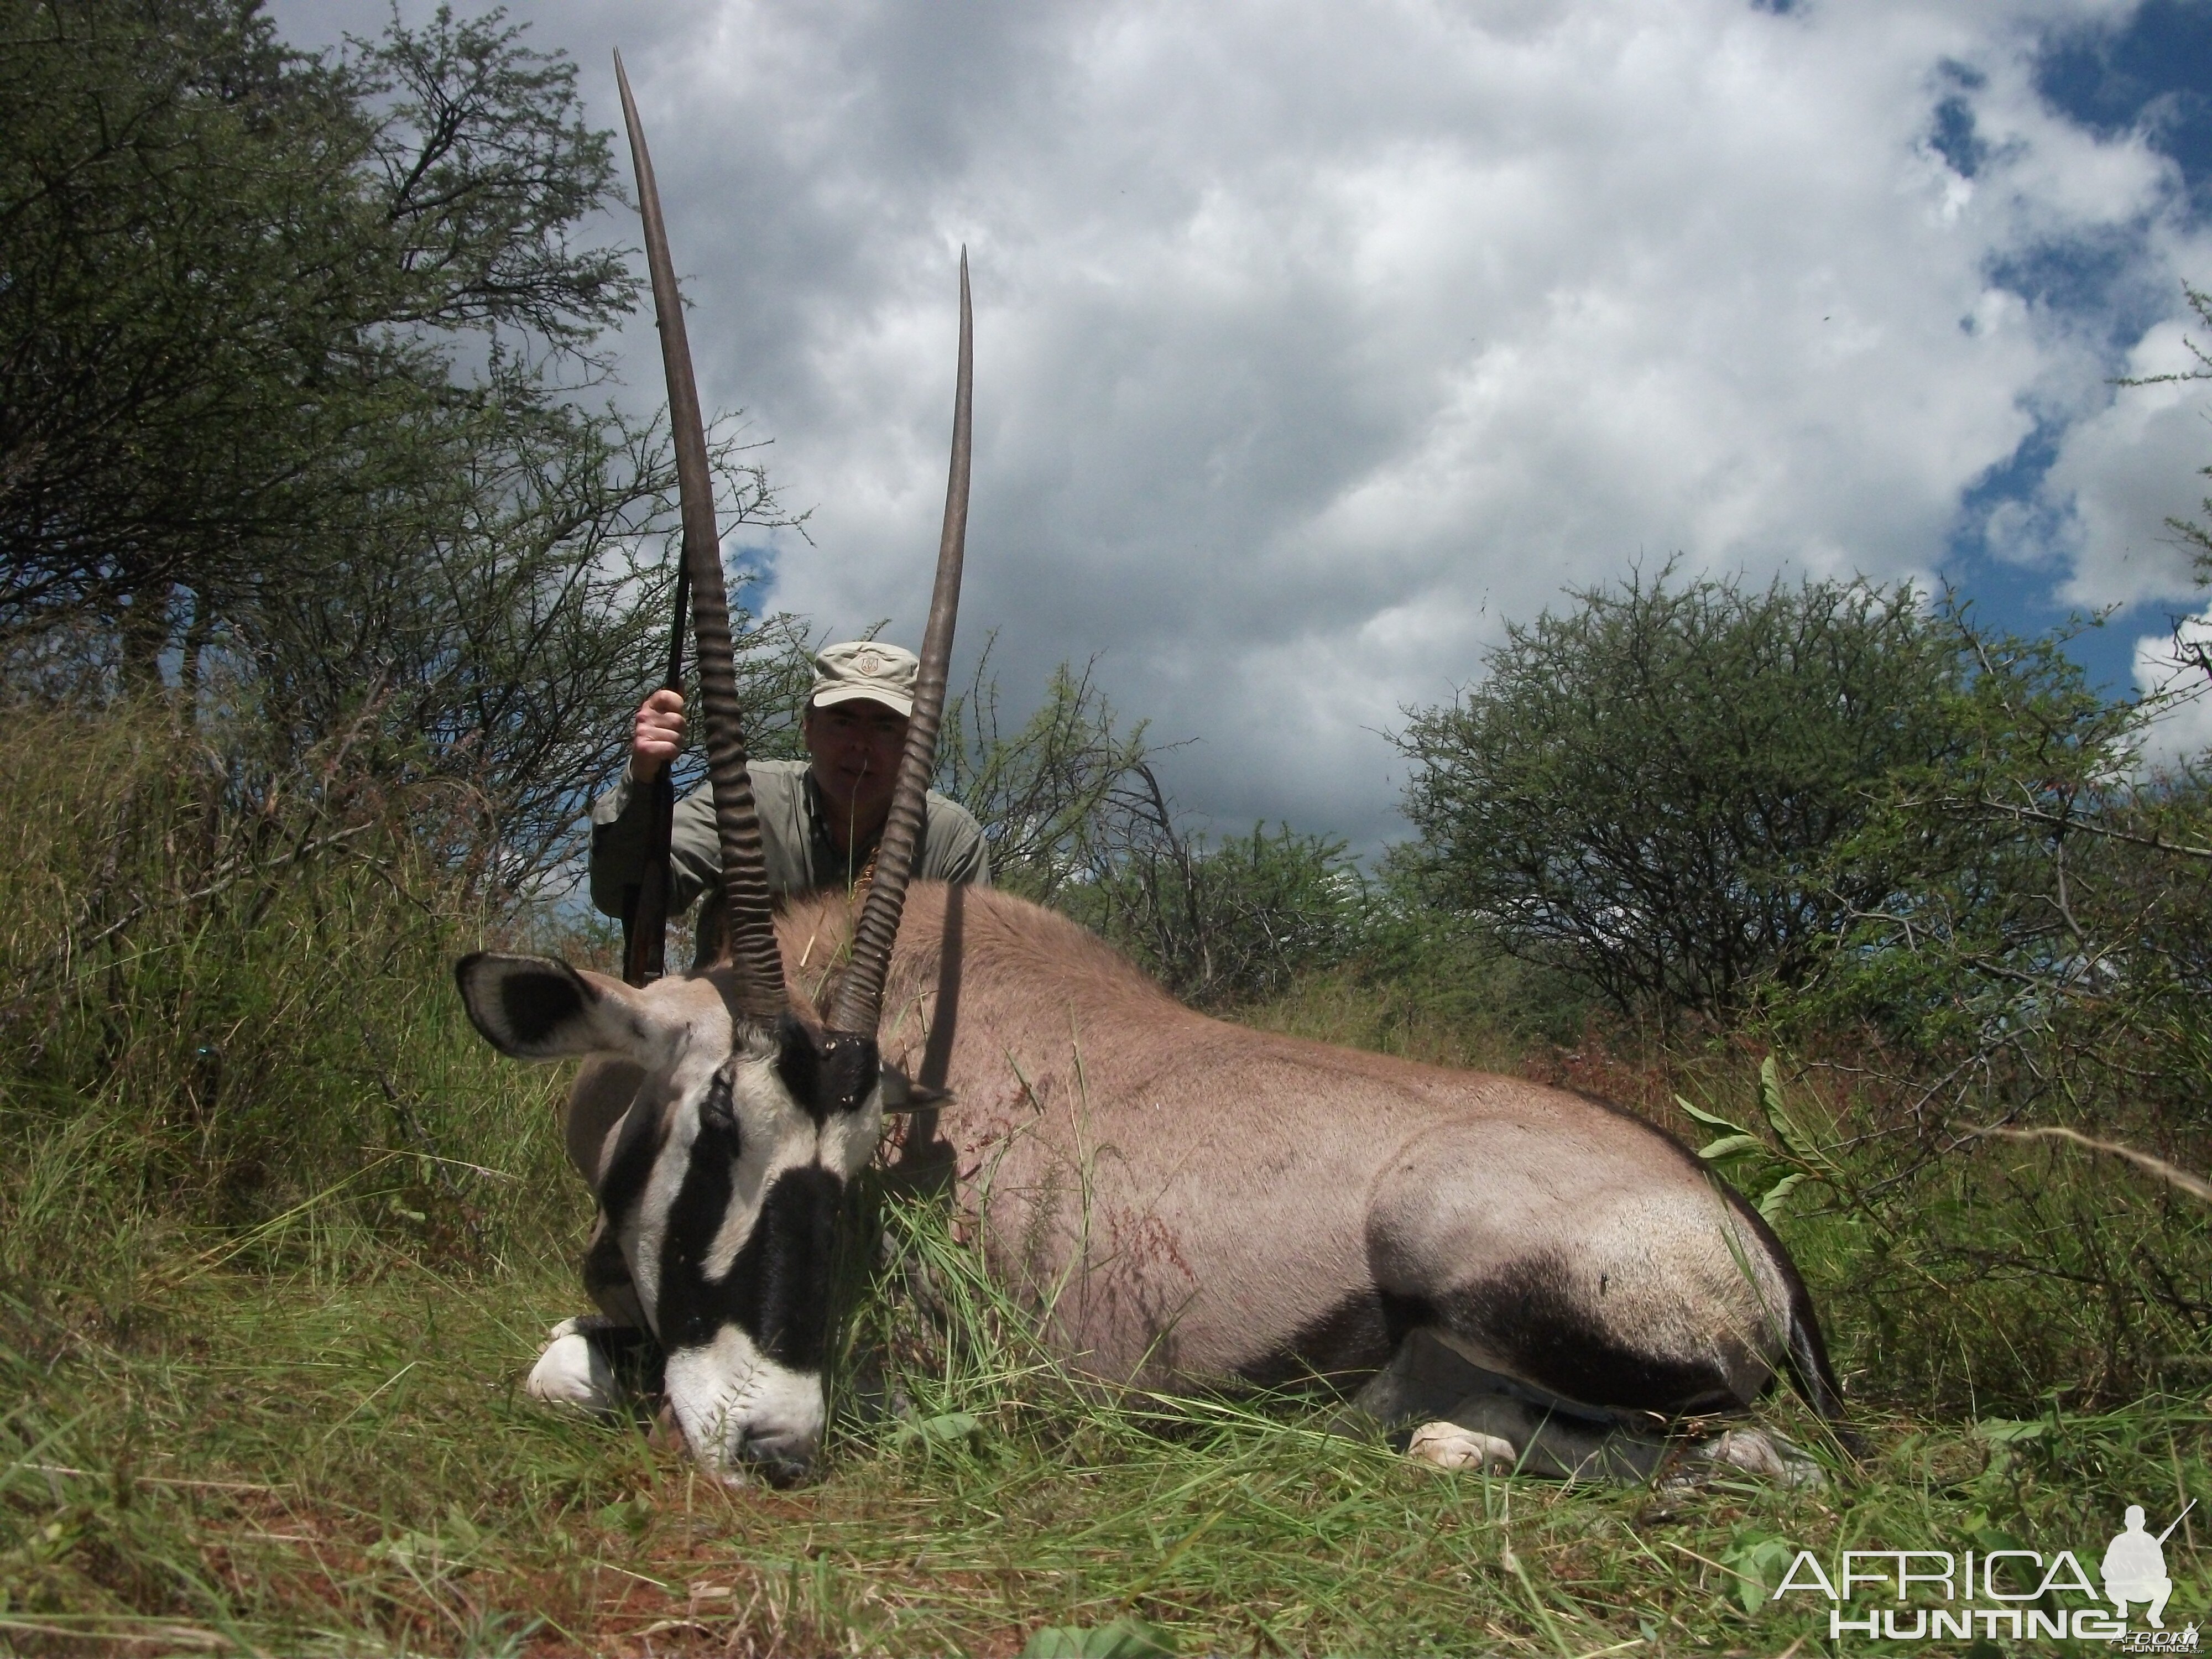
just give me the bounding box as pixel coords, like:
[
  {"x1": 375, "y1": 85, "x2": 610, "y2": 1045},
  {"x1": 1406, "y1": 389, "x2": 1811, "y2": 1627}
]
[
  {"x1": 1396, "y1": 566, "x2": 2129, "y2": 1019},
  {"x1": 0, "y1": 702, "x2": 579, "y2": 1298}
]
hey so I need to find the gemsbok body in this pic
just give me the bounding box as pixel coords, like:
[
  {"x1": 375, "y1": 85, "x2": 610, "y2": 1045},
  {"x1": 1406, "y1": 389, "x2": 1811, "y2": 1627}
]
[
  {"x1": 463, "y1": 881, "x2": 1847, "y2": 1481},
  {"x1": 454, "y1": 61, "x2": 1846, "y2": 1484}
]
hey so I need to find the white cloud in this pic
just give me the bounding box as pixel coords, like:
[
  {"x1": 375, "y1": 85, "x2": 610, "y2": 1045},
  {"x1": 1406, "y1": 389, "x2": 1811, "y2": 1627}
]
[
  {"x1": 2039, "y1": 320, "x2": 2212, "y2": 608},
  {"x1": 2135, "y1": 608, "x2": 2212, "y2": 766},
  {"x1": 272, "y1": 0, "x2": 2211, "y2": 847}
]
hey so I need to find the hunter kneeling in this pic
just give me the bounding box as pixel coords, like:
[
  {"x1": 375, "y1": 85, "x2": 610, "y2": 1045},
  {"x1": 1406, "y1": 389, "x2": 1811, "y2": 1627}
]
[{"x1": 591, "y1": 639, "x2": 990, "y2": 965}]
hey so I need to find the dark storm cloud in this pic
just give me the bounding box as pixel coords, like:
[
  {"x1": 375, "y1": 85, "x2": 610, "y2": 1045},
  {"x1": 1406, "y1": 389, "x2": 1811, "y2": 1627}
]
[{"x1": 269, "y1": 0, "x2": 2211, "y2": 845}]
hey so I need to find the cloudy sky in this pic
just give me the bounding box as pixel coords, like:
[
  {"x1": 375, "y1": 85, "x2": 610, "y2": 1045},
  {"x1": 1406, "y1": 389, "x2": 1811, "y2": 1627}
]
[{"x1": 270, "y1": 0, "x2": 2212, "y2": 851}]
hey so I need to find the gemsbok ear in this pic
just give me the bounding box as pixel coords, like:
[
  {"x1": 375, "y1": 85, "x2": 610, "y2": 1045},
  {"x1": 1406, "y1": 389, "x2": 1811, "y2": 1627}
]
[{"x1": 454, "y1": 953, "x2": 663, "y2": 1062}]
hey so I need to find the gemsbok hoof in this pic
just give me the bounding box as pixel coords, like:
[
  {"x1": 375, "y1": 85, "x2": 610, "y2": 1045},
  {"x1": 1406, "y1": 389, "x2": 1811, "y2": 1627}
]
[
  {"x1": 1689, "y1": 1426, "x2": 1825, "y2": 1487},
  {"x1": 1408, "y1": 1421, "x2": 1520, "y2": 1473}
]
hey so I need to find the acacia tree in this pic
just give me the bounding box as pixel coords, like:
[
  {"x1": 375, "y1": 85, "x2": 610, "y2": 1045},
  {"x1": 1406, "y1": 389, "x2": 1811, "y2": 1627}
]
[
  {"x1": 2, "y1": 0, "x2": 794, "y2": 891},
  {"x1": 3, "y1": 0, "x2": 373, "y2": 666},
  {"x1": 3, "y1": 0, "x2": 644, "y2": 667},
  {"x1": 1777, "y1": 644, "x2": 2208, "y2": 1119},
  {"x1": 1395, "y1": 567, "x2": 2116, "y2": 1016},
  {"x1": 1776, "y1": 295, "x2": 2212, "y2": 1119}
]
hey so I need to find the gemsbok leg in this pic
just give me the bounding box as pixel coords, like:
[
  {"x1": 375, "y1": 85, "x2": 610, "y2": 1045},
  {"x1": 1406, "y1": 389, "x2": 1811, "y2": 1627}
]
[{"x1": 1358, "y1": 1121, "x2": 1840, "y2": 1480}]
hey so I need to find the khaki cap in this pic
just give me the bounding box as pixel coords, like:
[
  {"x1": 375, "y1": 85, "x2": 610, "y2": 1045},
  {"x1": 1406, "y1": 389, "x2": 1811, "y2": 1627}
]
[{"x1": 809, "y1": 640, "x2": 917, "y2": 717}]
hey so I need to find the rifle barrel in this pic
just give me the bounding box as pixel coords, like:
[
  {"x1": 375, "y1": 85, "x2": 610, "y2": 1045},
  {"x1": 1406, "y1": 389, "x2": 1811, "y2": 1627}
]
[
  {"x1": 623, "y1": 559, "x2": 690, "y2": 987},
  {"x1": 2156, "y1": 1498, "x2": 2196, "y2": 1545}
]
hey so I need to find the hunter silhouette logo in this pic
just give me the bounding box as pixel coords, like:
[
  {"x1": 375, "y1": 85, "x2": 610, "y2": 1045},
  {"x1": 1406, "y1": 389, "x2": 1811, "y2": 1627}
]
[
  {"x1": 1768, "y1": 1498, "x2": 2199, "y2": 1645},
  {"x1": 2105, "y1": 1503, "x2": 2191, "y2": 1630}
]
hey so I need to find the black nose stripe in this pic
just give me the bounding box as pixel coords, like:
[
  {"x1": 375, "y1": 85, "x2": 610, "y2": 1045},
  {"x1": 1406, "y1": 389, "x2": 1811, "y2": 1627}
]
[{"x1": 658, "y1": 1158, "x2": 844, "y2": 1370}]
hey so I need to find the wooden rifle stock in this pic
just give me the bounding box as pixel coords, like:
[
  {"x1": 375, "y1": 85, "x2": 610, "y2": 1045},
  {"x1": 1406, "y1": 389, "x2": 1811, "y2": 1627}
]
[{"x1": 621, "y1": 557, "x2": 689, "y2": 987}]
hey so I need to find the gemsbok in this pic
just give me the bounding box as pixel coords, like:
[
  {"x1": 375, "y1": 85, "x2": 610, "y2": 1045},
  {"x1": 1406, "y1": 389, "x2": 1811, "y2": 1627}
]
[{"x1": 453, "y1": 65, "x2": 1849, "y2": 1485}]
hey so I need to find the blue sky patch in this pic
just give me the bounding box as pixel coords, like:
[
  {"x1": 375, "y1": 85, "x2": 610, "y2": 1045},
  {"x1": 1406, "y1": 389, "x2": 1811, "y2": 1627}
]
[
  {"x1": 1938, "y1": 2, "x2": 2212, "y2": 693},
  {"x1": 2038, "y1": 0, "x2": 2212, "y2": 217}
]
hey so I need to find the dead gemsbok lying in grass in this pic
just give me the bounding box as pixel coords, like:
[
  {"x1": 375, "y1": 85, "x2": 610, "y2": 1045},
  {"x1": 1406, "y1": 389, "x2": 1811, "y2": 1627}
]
[{"x1": 453, "y1": 60, "x2": 1849, "y2": 1486}]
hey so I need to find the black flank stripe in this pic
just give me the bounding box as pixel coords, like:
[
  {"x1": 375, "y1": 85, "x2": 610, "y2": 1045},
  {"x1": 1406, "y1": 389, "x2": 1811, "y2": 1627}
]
[
  {"x1": 1446, "y1": 1253, "x2": 1744, "y2": 1416},
  {"x1": 1237, "y1": 1289, "x2": 1427, "y2": 1390}
]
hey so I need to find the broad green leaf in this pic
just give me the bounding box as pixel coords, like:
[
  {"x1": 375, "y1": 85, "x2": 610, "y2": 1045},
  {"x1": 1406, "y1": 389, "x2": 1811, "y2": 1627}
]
[
  {"x1": 1676, "y1": 1095, "x2": 1751, "y2": 1138},
  {"x1": 1698, "y1": 1134, "x2": 1764, "y2": 1162},
  {"x1": 1757, "y1": 1172, "x2": 1808, "y2": 1220},
  {"x1": 1758, "y1": 1056, "x2": 1785, "y2": 1114},
  {"x1": 1757, "y1": 1057, "x2": 1821, "y2": 1161},
  {"x1": 1719, "y1": 1536, "x2": 1801, "y2": 1617}
]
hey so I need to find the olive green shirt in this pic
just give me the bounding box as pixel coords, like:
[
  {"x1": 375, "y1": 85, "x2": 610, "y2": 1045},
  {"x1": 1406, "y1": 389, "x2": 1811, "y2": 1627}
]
[{"x1": 589, "y1": 758, "x2": 990, "y2": 928}]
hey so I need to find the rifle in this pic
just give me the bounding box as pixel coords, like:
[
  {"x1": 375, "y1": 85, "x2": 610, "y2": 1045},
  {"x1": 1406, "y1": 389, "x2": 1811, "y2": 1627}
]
[
  {"x1": 2157, "y1": 1500, "x2": 2197, "y2": 1545},
  {"x1": 620, "y1": 554, "x2": 688, "y2": 987}
]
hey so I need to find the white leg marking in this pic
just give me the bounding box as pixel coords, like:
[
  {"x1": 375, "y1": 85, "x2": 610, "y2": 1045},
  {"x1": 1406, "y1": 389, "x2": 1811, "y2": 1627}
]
[
  {"x1": 525, "y1": 1318, "x2": 621, "y2": 1415},
  {"x1": 1408, "y1": 1420, "x2": 1519, "y2": 1473}
]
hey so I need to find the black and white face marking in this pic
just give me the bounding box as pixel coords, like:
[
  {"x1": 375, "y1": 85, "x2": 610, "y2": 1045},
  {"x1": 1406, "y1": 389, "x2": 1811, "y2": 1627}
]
[
  {"x1": 452, "y1": 956, "x2": 886, "y2": 1479},
  {"x1": 602, "y1": 1015, "x2": 883, "y2": 1479}
]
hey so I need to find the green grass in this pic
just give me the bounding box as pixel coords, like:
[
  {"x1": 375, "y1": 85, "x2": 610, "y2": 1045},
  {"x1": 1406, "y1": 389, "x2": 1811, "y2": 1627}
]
[
  {"x1": 4, "y1": 1203, "x2": 2208, "y2": 1656},
  {"x1": 5, "y1": 708, "x2": 2211, "y2": 1654}
]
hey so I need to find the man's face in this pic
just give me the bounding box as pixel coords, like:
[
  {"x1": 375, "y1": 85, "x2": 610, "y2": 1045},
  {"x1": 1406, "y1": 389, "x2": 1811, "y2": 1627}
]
[{"x1": 802, "y1": 698, "x2": 909, "y2": 825}]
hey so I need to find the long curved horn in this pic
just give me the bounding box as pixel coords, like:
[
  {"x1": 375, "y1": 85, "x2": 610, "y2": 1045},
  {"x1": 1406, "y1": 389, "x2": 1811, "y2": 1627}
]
[
  {"x1": 827, "y1": 251, "x2": 972, "y2": 1037},
  {"x1": 615, "y1": 52, "x2": 786, "y2": 1020}
]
